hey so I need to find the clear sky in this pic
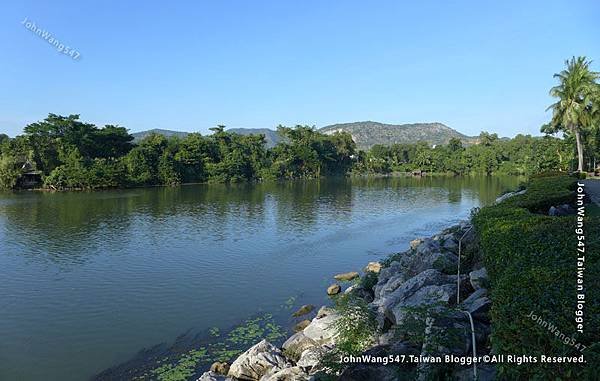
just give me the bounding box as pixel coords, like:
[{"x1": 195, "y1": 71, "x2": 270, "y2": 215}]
[{"x1": 1, "y1": 0, "x2": 599, "y2": 137}]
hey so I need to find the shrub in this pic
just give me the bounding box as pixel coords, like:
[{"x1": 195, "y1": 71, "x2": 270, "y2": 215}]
[
  {"x1": 473, "y1": 173, "x2": 599, "y2": 379},
  {"x1": 318, "y1": 293, "x2": 378, "y2": 375}
]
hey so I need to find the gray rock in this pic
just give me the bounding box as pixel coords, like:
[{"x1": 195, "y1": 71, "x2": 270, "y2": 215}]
[
  {"x1": 549, "y1": 204, "x2": 576, "y2": 216},
  {"x1": 417, "y1": 311, "x2": 471, "y2": 380},
  {"x1": 464, "y1": 296, "x2": 491, "y2": 321},
  {"x1": 296, "y1": 347, "x2": 323, "y2": 370},
  {"x1": 469, "y1": 268, "x2": 489, "y2": 290},
  {"x1": 344, "y1": 284, "x2": 374, "y2": 303},
  {"x1": 282, "y1": 332, "x2": 318, "y2": 361},
  {"x1": 373, "y1": 269, "x2": 460, "y2": 326},
  {"x1": 462, "y1": 288, "x2": 488, "y2": 305},
  {"x1": 228, "y1": 340, "x2": 290, "y2": 380},
  {"x1": 374, "y1": 241, "x2": 460, "y2": 304},
  {"x1": 196, "y1": 371, "x2": 233, "y2": 381},
  {"x1": 294, "y1": 319, "x2": 311, "y2": 332},
  {"x1": 430, "y1": 251, "x2": 458, "y2": 274},
  {"x1": 260, "y1": 366, "x2": 310, "y2": 381},
  {"x1": 316, "y1": 306, "x2": 334, "y2": 319},
  {"x1": 441, "y1": 235, "x2": 459, "y2": 252},
  {"x1": 302, "y1": 311, "x2": 340, "y2": 346}
]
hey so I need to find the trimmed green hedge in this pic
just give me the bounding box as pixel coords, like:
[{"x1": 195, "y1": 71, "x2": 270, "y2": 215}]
[{"x1": 473, "y1": 173, "x2": 599, "y2": 380}]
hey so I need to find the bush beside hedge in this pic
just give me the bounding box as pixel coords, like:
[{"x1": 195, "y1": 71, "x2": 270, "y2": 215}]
[{"x1": 473, "y1": 173, "x2": 599, "y2": 380}]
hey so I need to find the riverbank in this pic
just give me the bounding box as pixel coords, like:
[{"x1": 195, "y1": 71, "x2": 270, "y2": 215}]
[{"x1": 196, "y1": 172, "x2": 598, "y2": 380}]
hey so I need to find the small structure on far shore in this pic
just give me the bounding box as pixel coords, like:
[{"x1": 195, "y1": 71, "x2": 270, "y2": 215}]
[{"x1": 17, "y1": 161, "x2": 42, "y2": 188}]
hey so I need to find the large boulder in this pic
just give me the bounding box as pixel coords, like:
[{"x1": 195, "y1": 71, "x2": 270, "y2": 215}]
[
  {"x1": 282, "y1": 332, "x2": 318, "y2": 361},
  {"x1": 293, "y1": 319, "x2": 311, "y2": 332},
  {"x1": 302, "y1": 311, "x2": 340, "y2": 346},
  {"x1": 462, "y1": 289, "x2": 491, "y2": 322},
  {"x1": 228, "y1": 340, "x2": 290, "y2": 380},
  {"x1": 469, "y1": 268, "x2": 489, "y2": 290},
  {"x1": 344, "y1": 284, "x2": 374, "y2": 303},
  {"x1": 373, "y1": 269, "x2": 460, "y2": 326},
  {"x1": 374, "y1": 239, "x2": 458, "y2": 304},
  {"x1": 441, "y1": 234, "x2": 459, "y2": 253},
  {"x1": 416, "y1": 311, "x2": 472, "y2": 380},
  {"x1": 259, "y1": 366, "x2": 310, "y2": 381},
  {"x1": 296, "y1": 347, "x2": 323, "y2": 370},
  {"x1": 316, "y1": 306, "x2": 335, "y2": 319}
]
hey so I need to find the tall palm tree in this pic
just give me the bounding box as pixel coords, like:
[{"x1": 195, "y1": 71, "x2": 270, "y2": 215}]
[{"x1": 543, "y1": 56, "x2": 599, "y2": 172}]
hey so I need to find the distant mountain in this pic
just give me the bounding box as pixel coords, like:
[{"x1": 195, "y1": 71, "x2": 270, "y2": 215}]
[
  {"x1": 131, "y1": 122, "x2": 478, "y2": 150},
  {"x1": 131, "y1": 128, "x2": 283, "y2": 148},
  {"x1": 226, "y1": 128, "x2": 282, "y2": 148},
  {"x1": 319, "y1": 121, "x2": 478, "y2": 150},
  {"x1": 131, "y1": 129, "x2": 189, "y2": 142}
]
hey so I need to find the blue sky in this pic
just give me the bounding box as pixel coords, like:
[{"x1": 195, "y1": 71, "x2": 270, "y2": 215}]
[{"x1": 1, "y1": 1, "x2": 599, "y2": 137}]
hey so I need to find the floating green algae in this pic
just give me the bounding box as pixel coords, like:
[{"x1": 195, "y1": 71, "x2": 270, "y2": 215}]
[{"x1": 130, "y1": 313, "x2": 288, "y2": 380}]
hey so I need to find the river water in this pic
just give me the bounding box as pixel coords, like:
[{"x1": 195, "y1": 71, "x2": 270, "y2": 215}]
[{"x1": 0, "y1": 176, "x2": 521, "y2": 380}]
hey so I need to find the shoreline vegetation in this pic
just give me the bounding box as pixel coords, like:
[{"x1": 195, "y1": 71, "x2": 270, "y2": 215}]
[
  {"x1": 0, "y1": 115, "x2": 585, "y2": 192},
  {"x1": 141, "y1": 172, "x2": 592, "y2": 381}
]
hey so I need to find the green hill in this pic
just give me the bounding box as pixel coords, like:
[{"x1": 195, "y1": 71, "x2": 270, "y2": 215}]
[{"x1": 226, "y1": 128, "x2": 282, "y2": 148}]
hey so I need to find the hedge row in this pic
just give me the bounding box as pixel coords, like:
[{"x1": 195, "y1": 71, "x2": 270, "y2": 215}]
[{"x1": 473, "y1": 173, "x2": 599, "y2": 380}]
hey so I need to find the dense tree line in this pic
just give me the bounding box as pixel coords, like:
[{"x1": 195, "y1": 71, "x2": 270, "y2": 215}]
[
  {"x1": 0, "y1": 112, "x2": 583, "y2": 190},
  {"x1": 353, "y1": 133, "x2": 574, "y2": 176},
  {"x1": 0, "y1": 115, "x2": 356, "y2": 190}
]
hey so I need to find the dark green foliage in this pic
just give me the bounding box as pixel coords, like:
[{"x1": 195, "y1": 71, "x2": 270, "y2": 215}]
[
  {"x1": 0, "y1": 112, "x2": 588, "y2": 190},
  {"x1": 353, "y1": 134, "x2": 574, "y2": 176},
  {"x1": 1, "y1": 115, "x2": 359, "y2": 190},
  {"x1": 359, "y1": 271, "x2": 379, "y2": 293},
  {"x1": 318, "y1": 293, "x2": 379, "y2": 375},
  {"x1": 472, "y1": 173, "x2": 599, "y2": 379},
  {"x1": 0, "y1": 152, "x2": 22, "y2": 189}
]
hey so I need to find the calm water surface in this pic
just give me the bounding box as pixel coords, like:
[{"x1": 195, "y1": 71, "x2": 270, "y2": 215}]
[{"x1": 0, "y1": 176, "x2": 521, "y2": 380}]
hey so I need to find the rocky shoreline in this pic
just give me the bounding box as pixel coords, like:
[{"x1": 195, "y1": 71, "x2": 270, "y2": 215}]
[{"x1": 196, "y1": 216, "x2": 499, "y2": 381}]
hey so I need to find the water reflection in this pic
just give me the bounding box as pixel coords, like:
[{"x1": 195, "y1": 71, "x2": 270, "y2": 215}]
[{"x1": 0, "y1": 176, "x2": 522, "y2": 381}]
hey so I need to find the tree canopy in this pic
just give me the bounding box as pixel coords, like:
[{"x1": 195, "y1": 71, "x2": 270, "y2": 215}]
[{"x1": 543, "y1": 56, "x2": 600, "y2": 172}]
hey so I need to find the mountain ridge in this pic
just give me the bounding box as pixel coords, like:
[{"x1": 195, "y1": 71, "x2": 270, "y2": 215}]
[
  {"x1": 131, "y1": 122, "x2": 478, "y2": 149},
  {"x1": 319, "y1": 121, "x2": 478, "y2": 149}
]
